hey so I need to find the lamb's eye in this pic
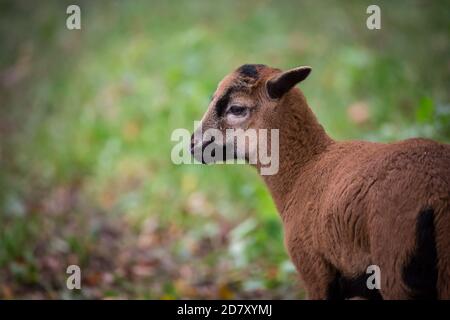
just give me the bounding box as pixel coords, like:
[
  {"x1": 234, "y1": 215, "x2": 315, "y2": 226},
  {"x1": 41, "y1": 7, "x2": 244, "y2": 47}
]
[{"x1": 228, "y1": 105, "x2": 248, "y2": 116}]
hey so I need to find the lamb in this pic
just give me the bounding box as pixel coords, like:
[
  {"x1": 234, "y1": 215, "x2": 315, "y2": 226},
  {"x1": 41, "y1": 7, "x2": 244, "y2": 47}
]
[{"x1": 190, "y1": 64, "x2": 450, "y2": 299}]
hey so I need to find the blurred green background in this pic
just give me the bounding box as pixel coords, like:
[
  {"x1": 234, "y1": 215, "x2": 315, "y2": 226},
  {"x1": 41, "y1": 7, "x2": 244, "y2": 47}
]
[{"x1": 0, "y1": 0, "x2": 449, "y2": 299}]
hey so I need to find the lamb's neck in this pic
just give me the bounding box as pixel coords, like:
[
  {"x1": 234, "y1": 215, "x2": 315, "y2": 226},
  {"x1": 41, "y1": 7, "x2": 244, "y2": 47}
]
[{"x1": 261, "y1": 91, "x2": 333, "y2": 214}]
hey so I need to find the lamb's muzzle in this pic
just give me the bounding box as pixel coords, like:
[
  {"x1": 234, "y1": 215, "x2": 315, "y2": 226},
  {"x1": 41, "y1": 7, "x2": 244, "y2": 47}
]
[{"x1": 193, "y1": 63, "x2": 450, "y2": 300}]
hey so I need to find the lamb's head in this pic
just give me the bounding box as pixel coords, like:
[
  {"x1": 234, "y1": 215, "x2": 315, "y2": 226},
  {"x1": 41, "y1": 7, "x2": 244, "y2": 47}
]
[{"x1": 190, "y1": 64, "x2": 311, "y2": 169}]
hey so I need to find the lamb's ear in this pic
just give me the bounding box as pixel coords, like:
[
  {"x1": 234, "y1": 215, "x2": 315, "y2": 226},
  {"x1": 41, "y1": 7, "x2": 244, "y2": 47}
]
[{"x1": 266, "y1": 66, "x2": 312, "y2": 99}]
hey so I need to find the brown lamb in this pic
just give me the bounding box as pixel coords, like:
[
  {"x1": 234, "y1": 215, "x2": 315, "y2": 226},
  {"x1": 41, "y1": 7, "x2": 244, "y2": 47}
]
[{"x1": 190, "y1": 64, "x2": 450, "y2": 299}]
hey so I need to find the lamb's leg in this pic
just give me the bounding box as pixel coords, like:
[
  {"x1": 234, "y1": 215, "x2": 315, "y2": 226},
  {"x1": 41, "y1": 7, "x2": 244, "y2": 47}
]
[
  {"x1": 293, "y1": 252, "x2": 343, "y2": 299},
  {"x1": 372, "y1": 207, "x2": 442, "y2": 299}
]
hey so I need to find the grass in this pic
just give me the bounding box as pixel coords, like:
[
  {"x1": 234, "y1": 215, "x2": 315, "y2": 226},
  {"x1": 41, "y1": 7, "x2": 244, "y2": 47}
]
[{"x1": 0, "y1": 0, "x2": 449, "y2": 299}]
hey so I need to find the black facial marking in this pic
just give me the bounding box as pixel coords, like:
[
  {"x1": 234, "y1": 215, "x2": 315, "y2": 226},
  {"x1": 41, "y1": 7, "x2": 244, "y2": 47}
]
[
  {"x1": 215, "y1": 86, "x2": 234, "y2": 116},
  {"x1": 327, "y1": 270, "x2": 383, "y2": 300},
  {"x1": 237, "y1": 64, "x2": 265, "y2": 79},
  {"x1": 403, "y1": 208, "x2": 438, "y2": 299}
]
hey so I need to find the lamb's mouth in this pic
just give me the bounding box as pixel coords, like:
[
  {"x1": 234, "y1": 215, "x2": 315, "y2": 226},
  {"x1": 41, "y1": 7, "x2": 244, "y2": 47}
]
[
  {"x1": 191, "y1": 139, "x2": 237, "y2": 164},
  {"x1": 190, "y1": 136, "x2": 215, "y2": 164}
]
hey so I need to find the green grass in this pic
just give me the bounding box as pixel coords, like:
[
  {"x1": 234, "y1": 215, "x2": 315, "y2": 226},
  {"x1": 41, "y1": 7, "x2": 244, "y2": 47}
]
[{"x1": 0, "y1": 0, "x2": 448, "y2": 299}]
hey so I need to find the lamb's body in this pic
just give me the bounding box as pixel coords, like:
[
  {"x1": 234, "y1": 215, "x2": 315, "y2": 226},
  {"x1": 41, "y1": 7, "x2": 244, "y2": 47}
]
[
  {"x1": 283, "y1": 138, "x2": 450, "y2": 299},
  {"x1": 192, "y1": 63, "x2": 450, "y2": 299}
]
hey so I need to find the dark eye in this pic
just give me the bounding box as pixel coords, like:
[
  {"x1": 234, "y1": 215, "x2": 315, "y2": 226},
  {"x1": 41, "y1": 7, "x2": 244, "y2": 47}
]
[{"x1": 228, "y1": 105, "x2": 248, "y2": 116}]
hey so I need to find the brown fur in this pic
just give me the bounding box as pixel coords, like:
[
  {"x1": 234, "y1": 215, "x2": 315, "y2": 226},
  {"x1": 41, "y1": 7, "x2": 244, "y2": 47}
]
[{"x1": 191, "y1": 64, "x2": 450, "y2": 299}]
